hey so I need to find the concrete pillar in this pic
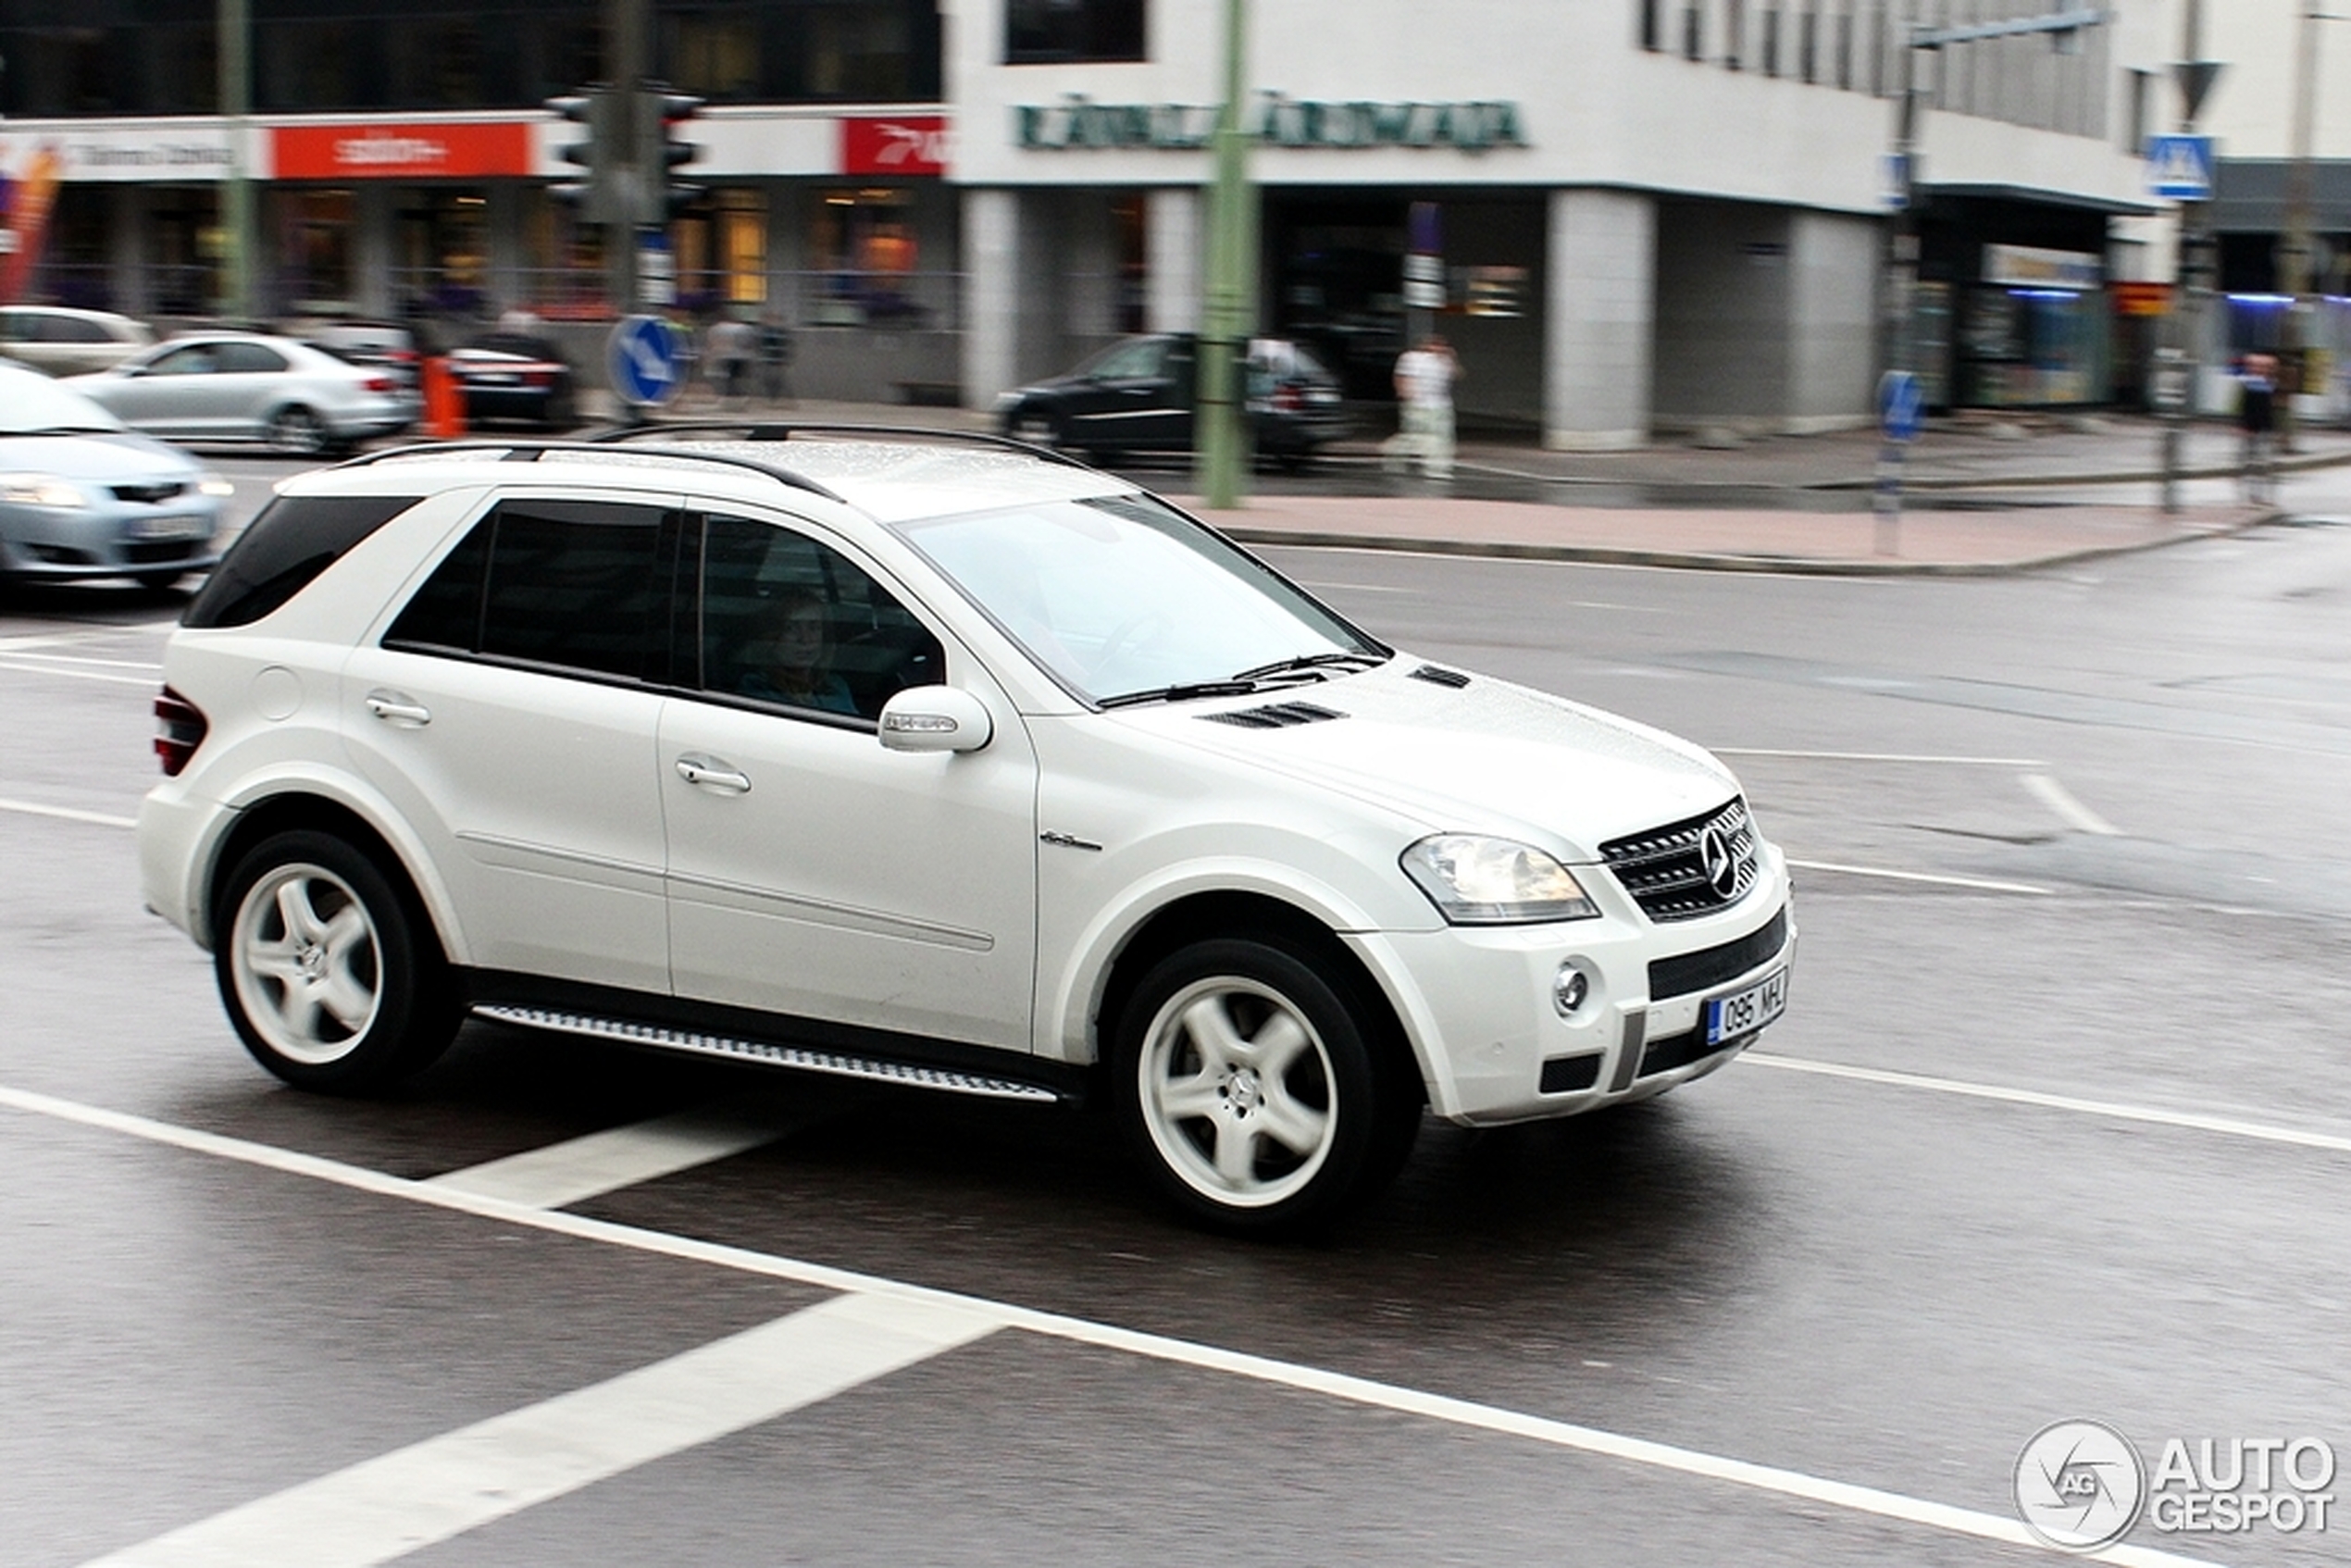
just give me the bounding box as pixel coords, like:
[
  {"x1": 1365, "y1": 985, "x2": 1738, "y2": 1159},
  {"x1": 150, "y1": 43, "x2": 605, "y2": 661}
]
[
  {"x1": 1544, "y1": 189, "x2": 1655, "y2": 450},
  {"x1": 486, "y1": 181, "x2": 527, "y2": 318},
  {"x1": 962, "y1": 187, "x2": 1024, "y2": 408},
  {"x1": 765, "y1": 182, "x2": 805, "y2": 324},
  {"x1": 1787, "y1": 209, "x2": 1879, "y2": 429},
  {"x1": 108, "y1": 184, "x2": 150, "y2": 320},
  {"x1": 353, "y1": 184, "x2": 397, "y2": 318},
  {"x1": 1146, "y1": 186, "x2": 1202, "y2": 334}
]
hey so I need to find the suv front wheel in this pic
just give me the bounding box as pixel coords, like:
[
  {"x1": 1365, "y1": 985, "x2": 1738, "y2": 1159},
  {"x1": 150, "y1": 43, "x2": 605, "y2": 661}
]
[
  {"x1": 1113, "y1": 936, "x2": 1421, "y2": 1234},
  {"x1": 215, "y1": 829, "x2": 458, "y2": 1091}
]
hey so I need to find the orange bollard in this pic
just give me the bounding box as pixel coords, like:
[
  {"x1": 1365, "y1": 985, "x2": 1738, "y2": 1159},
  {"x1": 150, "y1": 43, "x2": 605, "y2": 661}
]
[{"x1": 421, "y1": 355, "x2": 466, "y2": 439}]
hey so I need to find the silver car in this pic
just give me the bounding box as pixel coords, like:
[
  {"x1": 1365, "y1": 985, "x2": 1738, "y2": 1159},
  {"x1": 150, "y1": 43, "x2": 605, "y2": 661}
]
[
  {"x1": 0, "y1": 362, "x2": 230, "y2": 590},
  {"x1": 0, "y1": 305, "x2": 155, "y2": 377},
  {"x1": 67, "y1": 332, "x2": 417, "y2": 455}
]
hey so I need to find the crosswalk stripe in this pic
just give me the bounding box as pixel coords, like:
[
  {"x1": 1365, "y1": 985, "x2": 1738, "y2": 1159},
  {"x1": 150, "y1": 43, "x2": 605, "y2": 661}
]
[
  {"x1": 74, "y1": 1292, "x2": 1001, "y2": 1568},
  {"x1": 423, "y1": 1107, "x2": 790, "y2": 1209}
]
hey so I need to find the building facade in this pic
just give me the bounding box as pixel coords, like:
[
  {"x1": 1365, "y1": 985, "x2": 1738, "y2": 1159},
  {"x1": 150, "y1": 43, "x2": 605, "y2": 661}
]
[{"x1": 0, "y1": 2, "x2": 2196, "y2": 434}]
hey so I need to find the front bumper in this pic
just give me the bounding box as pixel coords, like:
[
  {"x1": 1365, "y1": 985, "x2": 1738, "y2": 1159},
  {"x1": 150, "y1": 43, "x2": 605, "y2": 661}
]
[
  {"x1": 0, "y1": 496, "x2": 223, "y2": 580},
  {"x1": 1351, "y1": 850, "x2": 1795, "y2": 1126}
]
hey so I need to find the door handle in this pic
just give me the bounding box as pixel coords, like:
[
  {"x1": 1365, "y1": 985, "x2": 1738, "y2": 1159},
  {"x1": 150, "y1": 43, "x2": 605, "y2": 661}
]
[
  {"x1": 364, "y1": 690, "x2": 430, "y2": 727},
  {"x1": 676, "y1": 755, "x2": 752, "y2": 793}
]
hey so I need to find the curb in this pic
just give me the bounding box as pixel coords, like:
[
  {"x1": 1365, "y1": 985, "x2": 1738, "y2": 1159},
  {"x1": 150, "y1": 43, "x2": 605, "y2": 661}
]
[{"x1": 1217, "y1": 505, "x2": 2287, "y2": 578}]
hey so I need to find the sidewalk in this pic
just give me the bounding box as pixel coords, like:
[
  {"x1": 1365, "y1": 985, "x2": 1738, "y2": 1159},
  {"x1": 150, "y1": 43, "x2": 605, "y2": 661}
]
[{"x1": 591, "y1": 392, "x2": 2339, "y2": 574}]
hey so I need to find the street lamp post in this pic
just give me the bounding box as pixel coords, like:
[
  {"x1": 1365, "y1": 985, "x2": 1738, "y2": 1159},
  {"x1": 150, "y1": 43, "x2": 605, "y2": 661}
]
[
  {"x1": 217, "y1": 0, "x2": 255, "y2": 321},
  {"x1": 1193, "y1": 0, "x2": 1252, "y2": 512}
]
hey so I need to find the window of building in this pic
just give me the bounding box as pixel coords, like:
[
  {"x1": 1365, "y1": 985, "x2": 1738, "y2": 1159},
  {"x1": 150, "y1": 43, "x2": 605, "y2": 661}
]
[
  {"x1": 2125, "y1": 68, "x2": 2151, "y2": 155},
  {"x1": 669, "y1": 6, "x2": 762, "y2": 99},
  {"x1": 810, "y1": 188, "x2": 925, "y2": 327},
  {"x1": 1760, "y1": 5, "x2": 1781, "y2": 77},
  {"x1": 1682, "y1": 3, "x2": 1703, "y2": 61},
  {"x1": 1723, "y1": 0, "x2": 1745, "y2": 69},
  {"x1": 1639, "y1": 0, "x2": 1662, "y2": 51},
  {"x1": 1835, "y1": 2, "x2": 1854, "y2": 90},
  {"x1": 1008, "y1": 0, "x2": 1145, "y2": 64},
  {"x1": 1799, "y1": 4, "x2": 1818, "y2": 83}
]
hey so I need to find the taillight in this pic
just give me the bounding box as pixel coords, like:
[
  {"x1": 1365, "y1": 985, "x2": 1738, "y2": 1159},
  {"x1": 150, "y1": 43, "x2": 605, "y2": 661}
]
[
  {"x1": 363, "y1": 375, "x2": 397, "y2": 393},
  {"x1": 1274, "y1": 383, "x2": 1304, "y2": 413},
  {"x1": 155, "y1": 686, "x2": 207, "y2": 777},
  {"x1": 524, "y1": 368, "x2": 553, "y2": 387}
]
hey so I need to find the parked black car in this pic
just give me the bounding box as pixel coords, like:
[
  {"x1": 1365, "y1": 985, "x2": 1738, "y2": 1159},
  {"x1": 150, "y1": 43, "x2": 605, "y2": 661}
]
[
  {"x1": 995, "y1": 333, "x2": 1351, "y2": 467},
  {"x1": 447, "y1": 334, "x2": 578, "y2": 430}
]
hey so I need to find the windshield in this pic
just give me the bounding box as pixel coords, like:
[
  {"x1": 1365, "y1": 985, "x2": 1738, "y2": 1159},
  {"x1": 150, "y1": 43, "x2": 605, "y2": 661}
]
[
  {"x1": 895, "y1": 492, "x2": 1385, "y2": 706},
  {"x1": 0, "y1": 368, "x2": 128, "y2": 435}
]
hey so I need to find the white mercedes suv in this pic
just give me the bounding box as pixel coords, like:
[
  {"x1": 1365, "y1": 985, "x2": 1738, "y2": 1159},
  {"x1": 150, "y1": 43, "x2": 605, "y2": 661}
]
[{"x1": 139, "y1": 428, "x2": 1793, "y2": 1231}]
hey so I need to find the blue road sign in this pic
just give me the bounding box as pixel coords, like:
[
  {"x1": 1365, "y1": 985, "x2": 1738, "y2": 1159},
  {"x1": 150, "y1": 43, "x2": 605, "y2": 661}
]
[
  {"x1": 1879, "y1": 369, "x2": 1924, "y2": 443},
  {"x1": 607, "y1": 314, "x2": 682, "y2": 407},
  {"x1": 2146, "y1": 134, "x2": 2215, "y2": 202}
]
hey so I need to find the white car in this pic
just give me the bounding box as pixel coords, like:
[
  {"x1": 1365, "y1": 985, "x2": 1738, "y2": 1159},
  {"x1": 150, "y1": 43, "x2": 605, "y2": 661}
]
[
  {"x1": 0, "y1": 305, "x2": 155, "y2": 377},
  {"x1": 137, "y1": 431, "x2": 1793, "y2": 1231},
  {"x1": 68, "y1": 332, "x2": 417, "y2": 454}
]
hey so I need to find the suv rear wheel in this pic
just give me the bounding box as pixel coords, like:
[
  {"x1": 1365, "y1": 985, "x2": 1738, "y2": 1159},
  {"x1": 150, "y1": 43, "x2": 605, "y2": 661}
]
[
  {"x1": 215, "y1": 829, "x2": 458, "y2": 1090},
  {"x1": 1113, "y1": 936, "x2": 1421, "y2": 1234}
]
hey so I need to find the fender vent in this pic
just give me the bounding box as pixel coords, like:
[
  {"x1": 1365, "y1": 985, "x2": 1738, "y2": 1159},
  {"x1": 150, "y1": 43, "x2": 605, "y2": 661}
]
[
  {"x1": 1409, "y1": 664, "x2": 1471, "y2": 689},
  {"x1": 1200, "y1": 701, "x2": 1346, "y2": 729}
]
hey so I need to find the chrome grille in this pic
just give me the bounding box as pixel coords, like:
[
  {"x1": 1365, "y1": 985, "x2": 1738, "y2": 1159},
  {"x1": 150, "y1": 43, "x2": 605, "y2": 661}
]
[{"x1": 1599, "y1": 797, "x2": 1759, "y2": 923}]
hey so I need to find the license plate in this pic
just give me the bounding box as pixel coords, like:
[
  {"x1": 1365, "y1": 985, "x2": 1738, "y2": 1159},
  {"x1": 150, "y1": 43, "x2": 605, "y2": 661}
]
[
  {"x1": 128, "y1": 515, "x2": 208, "y2": 541},
  {"x1": 1704, "y1": 965, "x2": 1787, "y2": 1044}
]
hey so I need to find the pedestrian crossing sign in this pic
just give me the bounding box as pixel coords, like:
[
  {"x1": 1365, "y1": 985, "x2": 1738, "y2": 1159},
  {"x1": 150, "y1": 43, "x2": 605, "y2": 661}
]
[{"x1": 2146, "y1": 135, "x2": 2214, "y2": 202}]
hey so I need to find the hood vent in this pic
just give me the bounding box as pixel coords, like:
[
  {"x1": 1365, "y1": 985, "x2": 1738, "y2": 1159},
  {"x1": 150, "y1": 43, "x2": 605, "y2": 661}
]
[
  {"x1": 1200, "y1": 701, "x2": 1346, "y2": 729},
  {"x1": 1409, "y1": 664, "x2": 1471, "y2": 689}
]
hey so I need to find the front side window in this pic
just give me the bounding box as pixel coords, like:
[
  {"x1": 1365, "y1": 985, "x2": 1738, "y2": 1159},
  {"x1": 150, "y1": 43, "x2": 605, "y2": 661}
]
[
  {"x1": 1006, "y1": 0, "x2": 1145, "y2": 63},
  {"x1": 383, "y1": 499, "x2": 668, "y2": 681},
  {"x1": 697, "y1": 515, "x2": 943, "y2": 722},
  {"x1": 896, "y1": 493, "x2": 1380, "y2": 706}
]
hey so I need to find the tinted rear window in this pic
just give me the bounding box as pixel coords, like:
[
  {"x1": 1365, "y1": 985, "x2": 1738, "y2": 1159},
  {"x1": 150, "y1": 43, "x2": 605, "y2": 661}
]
[{"x1": 183, "y1": 494, "x2": 424, "y2": 628}]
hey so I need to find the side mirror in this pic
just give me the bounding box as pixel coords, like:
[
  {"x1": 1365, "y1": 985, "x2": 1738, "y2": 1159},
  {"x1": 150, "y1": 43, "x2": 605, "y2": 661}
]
[{"x1": 877, "y1": 685, "x2": 994, "y2": 754}]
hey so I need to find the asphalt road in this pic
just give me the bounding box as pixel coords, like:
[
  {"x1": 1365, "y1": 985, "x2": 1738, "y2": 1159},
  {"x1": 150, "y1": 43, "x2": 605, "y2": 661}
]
[{"x1": 3, "y1": 456, "x2": 2347, "y2": 1567}]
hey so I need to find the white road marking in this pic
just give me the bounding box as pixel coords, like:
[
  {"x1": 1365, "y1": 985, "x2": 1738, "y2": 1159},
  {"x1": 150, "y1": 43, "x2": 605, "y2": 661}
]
[
  {"x1": 1785, "y1": 857, "x2": 2052, "y2": 895},
  {"x1": 2021, "y1": 771, "x2": 2122, "y2": 835},
  {"x1": 1712, "y1": 747, "x2": 2046, "y2": 766},
  {"x1": 0, "y1": 796, "x2": 139, "y2": 829},
  {"x1": 1744, "y1": 1053, "x2": 2351, "y2": 1157},
  {"x1": 0, "y1": 650, "x2": 165, "y2": 671},
  {"x1": 0, "y1": 657, "x2": 163, "y2": 688},
  {"x1": 424, "y1": 1107, "x2": 790, "y2": 1209},
  {"x1": 0, "y1": 1084, "x2": 2225, "y2": 1568},
  {"x1": 75, "y1": 1292, "x2": 1001, "y2": 1568}
]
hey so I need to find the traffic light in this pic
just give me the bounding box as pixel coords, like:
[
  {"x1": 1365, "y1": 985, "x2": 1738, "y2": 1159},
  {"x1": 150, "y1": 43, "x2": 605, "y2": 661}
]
[
  {"x1": 639, "y1": 83, "x2": 706, "y2": 220},
  {"x1": 546, "y1": 86, "x2": 620, "y2": 225}
]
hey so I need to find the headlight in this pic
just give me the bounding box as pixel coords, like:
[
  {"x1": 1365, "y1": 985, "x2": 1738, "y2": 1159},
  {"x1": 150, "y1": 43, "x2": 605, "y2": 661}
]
[
  {"x1": 1399, "y1": 834, "x2": 1600, "y2": 924},
  {"x1": 0, "y1": 473, "x2": 87, "y2": 509},
  {"x1": 197, "y1": 473, "x2": 236, "y2": 498}
]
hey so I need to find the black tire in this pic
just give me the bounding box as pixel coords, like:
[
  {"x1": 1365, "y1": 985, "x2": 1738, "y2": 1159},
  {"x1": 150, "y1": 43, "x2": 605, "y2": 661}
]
[
  {"x1": 1113, "y1": 935, "x2": 1422, "y2": 1235},
  {"x1": 212, "y1": 829, "x2": 459, "y2": 1092},
  {"x1": 266, "y1": 404, "x2": 330, "y2": 456}
]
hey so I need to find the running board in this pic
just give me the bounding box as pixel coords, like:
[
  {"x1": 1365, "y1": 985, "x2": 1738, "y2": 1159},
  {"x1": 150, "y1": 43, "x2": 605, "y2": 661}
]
[{"x1": 472, "y1": 1004, "x2": 1065, "y2": 1104}]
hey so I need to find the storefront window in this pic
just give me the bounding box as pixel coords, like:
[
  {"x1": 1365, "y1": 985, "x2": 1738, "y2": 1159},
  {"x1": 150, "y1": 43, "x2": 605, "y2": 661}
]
[
  {"x1": 398, "y1": 191, "x2": 490, "y2": 318},
  {"x1": 1961, "y1": 286, "x2": 2110, "y2": 407},
  {"x1": 1006, "y1": 0, "x2": 1146, "y2": 64},
  {"x1": 281, "y1": 191, "x2": 356, "y2": 313},
  {"x1": 811, "y1": 188, "x2": 923, "y2": 327}
]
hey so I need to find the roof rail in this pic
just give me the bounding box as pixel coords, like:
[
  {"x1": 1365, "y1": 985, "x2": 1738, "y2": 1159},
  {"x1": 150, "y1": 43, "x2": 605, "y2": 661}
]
[
  {"x1": 330, "y1": 439, "x2": 846, "y2": 504},
  {"x1": 588, "y1": 419, "x2": 1098, "y2": 471}
]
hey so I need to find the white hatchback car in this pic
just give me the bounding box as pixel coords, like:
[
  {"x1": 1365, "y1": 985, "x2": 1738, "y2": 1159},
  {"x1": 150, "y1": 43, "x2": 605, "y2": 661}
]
[{"x1": 139, "y1": 429, "x2": 1793, "y2": 1230}]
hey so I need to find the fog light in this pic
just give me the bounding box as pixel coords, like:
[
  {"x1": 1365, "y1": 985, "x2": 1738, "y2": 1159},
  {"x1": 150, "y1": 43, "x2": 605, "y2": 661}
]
[{"x1": 1552, "y1": 962, "x2": 1590, "y2": 1017}]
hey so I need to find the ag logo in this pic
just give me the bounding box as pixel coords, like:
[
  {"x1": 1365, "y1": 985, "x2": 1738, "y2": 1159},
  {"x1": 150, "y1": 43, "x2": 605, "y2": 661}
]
[{"x1": 2015, "y1": 1420, "x2": 2146, "y2": 1551}]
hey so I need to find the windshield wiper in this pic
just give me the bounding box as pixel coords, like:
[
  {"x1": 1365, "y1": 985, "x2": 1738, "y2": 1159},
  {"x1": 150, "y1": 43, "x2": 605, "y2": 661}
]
[
  {"x1": 1228, "y1": 650, "x2": 1388, "y2": 684},
  {"x1": 1097, "y1": 679, "x2": 1262, "y2": 710}
]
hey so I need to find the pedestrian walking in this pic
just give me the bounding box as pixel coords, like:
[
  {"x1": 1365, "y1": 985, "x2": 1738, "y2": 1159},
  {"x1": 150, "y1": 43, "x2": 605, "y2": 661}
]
[
  {"x1": 2237, "y1": 352, "x2": 2279, "y2": 504},
  {"x1": 705, "y1": 314, "x2": 757, "y2": 408},
  {"x1": 1383, "y1": 333, "x2": 1462, "y2": 479},
  {"x1": 756, "y1": 312, "x2": 795, "y2": 405}
]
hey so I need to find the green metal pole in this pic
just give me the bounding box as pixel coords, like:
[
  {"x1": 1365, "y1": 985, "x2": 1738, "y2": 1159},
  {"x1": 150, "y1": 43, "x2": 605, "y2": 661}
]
[
  {"x1": 218, "y1": 0, "x2": 253, "y2": 320},
  {"x1": 1194, "y1": 0, "x2": 1251, "y2": 510}
]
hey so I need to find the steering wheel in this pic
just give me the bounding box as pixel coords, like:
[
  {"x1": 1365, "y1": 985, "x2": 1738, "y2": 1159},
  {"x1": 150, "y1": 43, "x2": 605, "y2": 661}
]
[{"x1": 1092, "y1": 611, "x2": 1175, "y2": 677}]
